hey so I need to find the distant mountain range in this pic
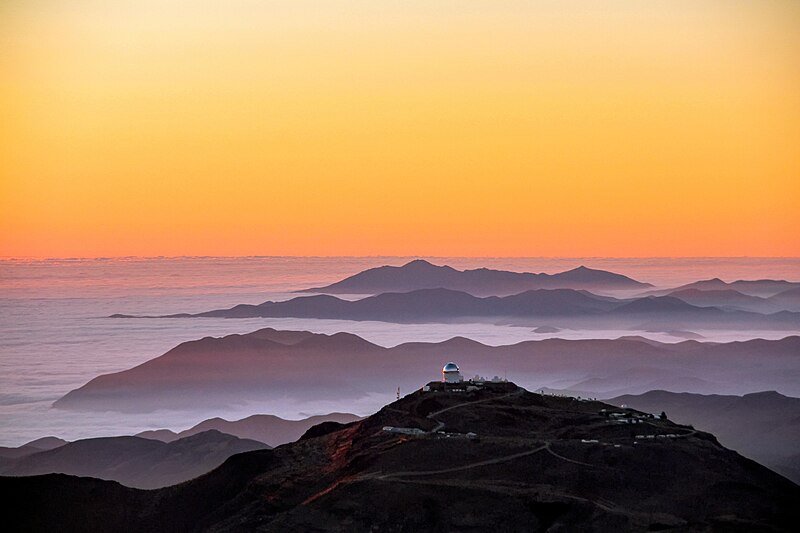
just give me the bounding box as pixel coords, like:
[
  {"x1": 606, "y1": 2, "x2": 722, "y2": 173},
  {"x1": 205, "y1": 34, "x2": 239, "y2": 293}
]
[
  {"x1": 53, "y1": 328, "x2": 800, "y2": 412},
  {"x1": 137, "y1": 412, "x2": 362, "y2": 448},
  {"x1": 6, "y1": 385, "x2": 799, "y2": 531},
  {"x1": 115, "y1": 287, "x2": 800, "y2": 331},
  {"x1": 659, "y1": 286, "x2": 800, "y2": 313},
  {"x1": 110, "y1": 260, "x2": 800, "y2": 326},
  {"x1": 0, "y1": 430, "x2": 268, "y2": 489},
  {"x1": 302, "y1": 259, "x2": 652, "y2": 295},
  {"x1": 180, "y1": 288, "x2": 619, "y2": 320},
  {"x1": 0, "y1": 437, "x2": 68, "y2": 473},
  {"x1": 646, "y1": 278, "x2": 800, "y2": 299},
  {"x1": 0, "y1": 436, "x2": 66, "y2": 461},
  {"x1": 0, "y1": 412, "x2": 361, "y2": 490},
  {"x1": 607, "y1": 390, "x2": 800, "y2": 484}
]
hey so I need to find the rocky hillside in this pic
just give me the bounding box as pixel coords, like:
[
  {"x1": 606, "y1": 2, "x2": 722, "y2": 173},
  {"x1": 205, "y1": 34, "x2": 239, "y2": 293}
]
[{"x1": 5, "y1": 383, "x2": 798, "y2": 531}]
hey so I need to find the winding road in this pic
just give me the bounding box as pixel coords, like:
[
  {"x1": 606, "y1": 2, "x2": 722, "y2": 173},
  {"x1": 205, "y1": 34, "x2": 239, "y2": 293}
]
[{"x1": 367, "y1": 387, "x2": 598, "y2": 480}]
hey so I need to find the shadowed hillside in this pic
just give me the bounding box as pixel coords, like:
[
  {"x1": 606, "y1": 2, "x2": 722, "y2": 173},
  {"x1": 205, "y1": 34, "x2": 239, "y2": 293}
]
[
  {"x1": 4, "y1": 384, "x2": 799, "y2": 531},
  {"x1": 607, "y1": 390, "x2": 800, "y2": 483},
  {"x1": 0, "y1": 437, "x2": 66, "y2": 460},
  {"x1": 1, "y1": 430, "x2": 268, "y2": 489},
  {"x1": 137, "y1": 412, "x2": 361, "y2": 447}
]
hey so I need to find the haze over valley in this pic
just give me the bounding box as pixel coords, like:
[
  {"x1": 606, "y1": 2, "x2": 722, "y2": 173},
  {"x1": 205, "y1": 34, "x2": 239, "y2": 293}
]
[
  {"x1": 2, "y1": 257, "x2": 799, "y2": 499},
  {"x1": 4, "y1": 0, "x2": 799, "y2": 528}
]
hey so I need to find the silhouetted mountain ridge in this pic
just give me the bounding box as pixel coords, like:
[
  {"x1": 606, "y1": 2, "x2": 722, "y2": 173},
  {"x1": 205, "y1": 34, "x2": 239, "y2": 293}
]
[
  {"x1": 0, "y1": 430, "x2": 268, "y2": 489},
  {"x1": 137, "y1": 412, "x2": 362, "y2": 447},
  {"x1": 113, "y1": 287, "x2": 800, "y2": 331},
  {"x1": 53, "y1": 328, "x2": 800, "y2": 412},
  {"x1": 647, "y1": 278, "x2": 800, "y2": 299},
  {"x1": 302, "y1": 259, "x2": 652, "y2": 296},
  {"x1": 5, "y1": 385, "x2": 799, "y2": 531},
  {"x1": 0, "y1": 437, "x2": 67, "y2": 460}
]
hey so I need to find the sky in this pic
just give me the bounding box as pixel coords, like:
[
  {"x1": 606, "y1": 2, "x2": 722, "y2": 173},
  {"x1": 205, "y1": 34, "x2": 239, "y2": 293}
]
[{"x1": 1, "y1": 0, "x2": 799, "y2": 258}]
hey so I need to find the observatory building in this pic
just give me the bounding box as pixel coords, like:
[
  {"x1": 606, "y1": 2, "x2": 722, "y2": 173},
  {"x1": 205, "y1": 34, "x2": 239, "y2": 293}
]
[
  {"x1": 423, "y1": 362, "x2": 512, "y2": 393},
  {"x1": 442, "y1": 362, "x2": 463, "y2": 383}
]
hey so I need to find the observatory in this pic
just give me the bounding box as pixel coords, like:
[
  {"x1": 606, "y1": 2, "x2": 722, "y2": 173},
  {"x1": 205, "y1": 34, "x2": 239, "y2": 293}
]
[
  {"x1": 423, "y1": 362, "x2": 512, "y2": 393},
  {"x1": 442, "y1": 362, "x2": 463, "y2": 383}
]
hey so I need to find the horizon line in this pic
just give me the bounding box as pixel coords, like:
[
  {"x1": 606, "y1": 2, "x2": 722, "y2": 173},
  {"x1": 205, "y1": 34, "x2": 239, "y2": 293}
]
[{"x1": 2, "y1": 254, "x2": 800, "y2": 263}]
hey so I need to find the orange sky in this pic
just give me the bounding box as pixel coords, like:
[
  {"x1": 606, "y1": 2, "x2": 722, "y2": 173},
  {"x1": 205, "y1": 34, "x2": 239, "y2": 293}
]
[{"x1": 1, "y1": 0, "x2": 799, "y2": 258}]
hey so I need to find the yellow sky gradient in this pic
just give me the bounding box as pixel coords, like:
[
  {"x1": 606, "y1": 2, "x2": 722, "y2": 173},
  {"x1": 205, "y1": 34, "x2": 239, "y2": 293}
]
[{"x1": 1, "y1": 0, "x2": 799, "y2": 257}]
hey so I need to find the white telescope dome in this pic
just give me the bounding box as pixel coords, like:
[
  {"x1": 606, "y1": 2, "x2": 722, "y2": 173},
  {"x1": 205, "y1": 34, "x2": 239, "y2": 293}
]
[{"x1": 442, "y1": 362, "x2": 463, "y2": 383}]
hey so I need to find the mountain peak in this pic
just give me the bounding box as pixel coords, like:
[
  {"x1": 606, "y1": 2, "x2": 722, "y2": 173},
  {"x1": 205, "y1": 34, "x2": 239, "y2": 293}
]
[
  {"x1": 12, "y1": 383, "x2": 800, "y2": 531},
  {"x1": 742, "y1": 390, "x2": 786, "y2": 400},
  {"x1": 303, "y1": 260, "x2": 651, "y2": 295},
  {"x1": 402, "y1": 259, "x2": 437, "y2": 268}
]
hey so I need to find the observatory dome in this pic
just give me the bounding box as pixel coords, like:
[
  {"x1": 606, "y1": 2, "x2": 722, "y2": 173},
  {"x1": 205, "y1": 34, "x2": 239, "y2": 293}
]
[{"x1": 442, "y1": 362, "x2": 463, "y2": 383}]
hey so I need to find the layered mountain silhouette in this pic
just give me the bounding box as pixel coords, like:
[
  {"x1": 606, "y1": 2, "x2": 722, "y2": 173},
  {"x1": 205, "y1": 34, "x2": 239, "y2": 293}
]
[
  {"x1": 646, "y1": 278, "x2": 800, "y2": 299},
  {"x1": 137, "y1": 412, "x2": 361, "y2": 448},
  {"x1": 607, "y1": 390, "x2": 800, "y2": 484},
  {"x1": 53, "y1": 328, "x2": 800, "y2": 412},
  {"x1": 769, "y1": 287, "x2": 800, "y2": 310},
  {"x1": 0, "y1": 436, "x2": 66, "y2": 460},
  {"x1": 0, "y1": 437, "x2": 67, "y2": 472},
  {"x1": 302, "y1": 259, "x2": 652, "y2": 295},
  {"x1": 666, "y1": 288, "x2": 776, "y2": 312},
  {"x1": 180, "y1": 288, "x2": 618, "y2": 319},
  {"x1": 5, "y1": 384, "x2": 799, "y2": 531},
  {"x1": 0, "y1": 430, "x2": 268, "y2": 489},
  {"x1": 116, "y1": 287, "x2": 800, "y2": 331},
  {"x1": 652, "y1": 287, "x2": 800, "y2": 313}
]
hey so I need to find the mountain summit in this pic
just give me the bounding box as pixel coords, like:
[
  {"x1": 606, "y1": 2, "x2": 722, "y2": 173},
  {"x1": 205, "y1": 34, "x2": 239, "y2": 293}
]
[
  {"x1": 302, "y1": 259, "x2": 652, "y2": 296},
  {"x1": 4, "y1": 383, "x2": 798, "y2": 531}
]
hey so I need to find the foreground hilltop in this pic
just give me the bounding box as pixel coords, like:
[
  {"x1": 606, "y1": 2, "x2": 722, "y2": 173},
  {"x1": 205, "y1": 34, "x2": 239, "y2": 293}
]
[{"x1": 7, "y1": 384, "x2": 798, "y2": 531}]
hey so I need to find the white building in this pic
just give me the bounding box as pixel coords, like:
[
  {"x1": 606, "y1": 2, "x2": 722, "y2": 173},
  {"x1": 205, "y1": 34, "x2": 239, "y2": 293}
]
[{"x1": 442, "y1": 362, "x2": 463, "y2": 383}]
